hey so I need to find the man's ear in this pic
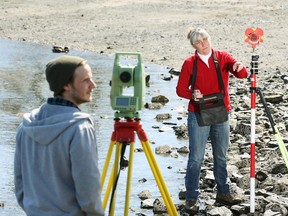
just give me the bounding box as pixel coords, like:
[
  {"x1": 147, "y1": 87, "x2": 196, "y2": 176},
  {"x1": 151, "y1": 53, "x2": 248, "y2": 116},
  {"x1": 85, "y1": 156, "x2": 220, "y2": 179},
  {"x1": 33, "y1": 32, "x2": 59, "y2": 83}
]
[{"x1": 63, "y1": 83, "x2": 71, "y2": 91}]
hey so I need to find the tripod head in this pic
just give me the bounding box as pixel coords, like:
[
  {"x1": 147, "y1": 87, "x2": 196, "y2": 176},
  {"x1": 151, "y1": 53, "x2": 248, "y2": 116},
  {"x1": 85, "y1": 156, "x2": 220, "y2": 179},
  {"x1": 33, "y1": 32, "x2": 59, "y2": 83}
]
[{"x1": 110, "y1": 52, "x2": 145, "y2": 119}]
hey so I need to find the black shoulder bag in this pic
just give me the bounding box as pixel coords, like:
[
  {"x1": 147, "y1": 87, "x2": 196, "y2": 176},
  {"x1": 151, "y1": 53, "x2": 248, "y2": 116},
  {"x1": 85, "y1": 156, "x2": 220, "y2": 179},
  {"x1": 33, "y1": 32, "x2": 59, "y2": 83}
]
[{"x1": 191, "y1": 53, "x2": 228, "y2": 126}]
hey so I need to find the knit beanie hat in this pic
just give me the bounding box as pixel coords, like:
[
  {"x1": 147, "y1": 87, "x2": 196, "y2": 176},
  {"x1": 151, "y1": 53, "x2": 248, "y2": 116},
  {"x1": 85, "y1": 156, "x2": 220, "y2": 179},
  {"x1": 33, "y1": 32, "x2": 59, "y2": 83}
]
[{"x1": 45, "y1": 55, "x2": 85, "y2": 96}]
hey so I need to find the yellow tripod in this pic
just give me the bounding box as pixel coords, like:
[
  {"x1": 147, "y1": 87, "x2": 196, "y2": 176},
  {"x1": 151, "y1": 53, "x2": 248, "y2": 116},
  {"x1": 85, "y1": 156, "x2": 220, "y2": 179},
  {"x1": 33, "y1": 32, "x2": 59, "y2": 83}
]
[{"x1": 100, "y1": 117, "x2": 178, "y2": 215}]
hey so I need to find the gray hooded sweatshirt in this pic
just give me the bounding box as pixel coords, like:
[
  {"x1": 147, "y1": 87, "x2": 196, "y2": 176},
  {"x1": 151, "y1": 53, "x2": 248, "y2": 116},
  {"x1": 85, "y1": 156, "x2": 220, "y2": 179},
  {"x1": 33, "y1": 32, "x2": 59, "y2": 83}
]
[{"x1": 14, "y1": 102, "x2": 104, "y2": 216}]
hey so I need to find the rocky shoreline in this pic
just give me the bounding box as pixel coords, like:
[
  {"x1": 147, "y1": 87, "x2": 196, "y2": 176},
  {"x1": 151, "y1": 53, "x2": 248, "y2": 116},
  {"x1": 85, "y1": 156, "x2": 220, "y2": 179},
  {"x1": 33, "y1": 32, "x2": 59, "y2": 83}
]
[{"x1": 140, "y1": 69, "x2": 288, "y2": 215}]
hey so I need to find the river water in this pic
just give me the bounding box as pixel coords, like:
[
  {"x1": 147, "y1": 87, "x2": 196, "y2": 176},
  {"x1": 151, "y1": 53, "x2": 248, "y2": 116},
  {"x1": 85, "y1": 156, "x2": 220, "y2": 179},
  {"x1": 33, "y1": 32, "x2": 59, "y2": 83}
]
[{"x1": 0, "y1": 39, "x2": 188, "y2": 215}]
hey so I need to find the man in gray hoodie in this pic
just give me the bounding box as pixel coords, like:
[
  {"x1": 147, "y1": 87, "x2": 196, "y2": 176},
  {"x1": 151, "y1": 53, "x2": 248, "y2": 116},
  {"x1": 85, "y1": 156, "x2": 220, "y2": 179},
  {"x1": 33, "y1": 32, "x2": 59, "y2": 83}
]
[{"x1": 14, "y1": 55, "x2": 105, "y2": 216}]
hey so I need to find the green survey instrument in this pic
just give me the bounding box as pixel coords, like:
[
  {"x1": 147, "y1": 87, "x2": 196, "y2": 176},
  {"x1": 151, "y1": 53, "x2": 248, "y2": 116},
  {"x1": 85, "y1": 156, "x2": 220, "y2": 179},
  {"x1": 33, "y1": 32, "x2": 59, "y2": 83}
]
[
  {"x1": 110, "y1": 52, "x2": 145, "y2": 118},
  {"x1": 103, "y1": 52, "x2": 178, "y2": 215}
]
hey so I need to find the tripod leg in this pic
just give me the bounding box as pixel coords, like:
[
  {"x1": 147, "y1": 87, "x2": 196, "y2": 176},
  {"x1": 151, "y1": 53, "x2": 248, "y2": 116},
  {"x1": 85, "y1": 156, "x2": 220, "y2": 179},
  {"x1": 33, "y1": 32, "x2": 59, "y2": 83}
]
[
  {"x1": 140, "y1": 139, "x2": 178, "y2": 215},
  {"x1": 102, "y1": 164, "x2": 115, "y2": 210},
  {"x1": 101, "y1": 139, "x2": 116, "y2": 190},
  {"x1": 275, "y1": 127, "x2": 288, "y2": 168},
  {"x1": 102, "y1": 142, "x2": 122, "y2": 215},
  {"x1": 257, "y1": 88, "x2": 288, "y2": 168},
  {"x1": 124, "y1": 142, "x2": 135, "y2": 216}
]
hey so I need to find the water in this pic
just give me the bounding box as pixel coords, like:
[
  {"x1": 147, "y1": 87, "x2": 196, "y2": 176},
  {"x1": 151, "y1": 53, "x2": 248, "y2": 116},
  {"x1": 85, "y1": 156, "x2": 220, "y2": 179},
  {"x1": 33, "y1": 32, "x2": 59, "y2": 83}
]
[{"x1": 0, "y1": 39, "x2": 188, "y2": 215}]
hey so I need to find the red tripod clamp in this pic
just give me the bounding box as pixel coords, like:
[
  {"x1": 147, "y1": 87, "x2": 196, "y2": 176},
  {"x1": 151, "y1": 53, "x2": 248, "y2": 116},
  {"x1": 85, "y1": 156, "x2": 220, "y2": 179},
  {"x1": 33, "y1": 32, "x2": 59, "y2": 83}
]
[{"x1": 112, "y1": 118, "x2": 149, "y2": 143}]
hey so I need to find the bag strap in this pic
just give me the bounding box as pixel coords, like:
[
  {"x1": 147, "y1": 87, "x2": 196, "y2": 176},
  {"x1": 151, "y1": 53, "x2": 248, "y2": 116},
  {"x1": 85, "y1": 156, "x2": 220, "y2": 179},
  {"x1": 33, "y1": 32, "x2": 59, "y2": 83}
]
[
  {"x1": 190, "y1": 52, "x2": 225, "y2": 95},
  {"x1": 190, "y1": 58, "x2": 197, "y2": 90},
  {"x1": 213, "y1": 53, "x2": 225, "y2": 95}
]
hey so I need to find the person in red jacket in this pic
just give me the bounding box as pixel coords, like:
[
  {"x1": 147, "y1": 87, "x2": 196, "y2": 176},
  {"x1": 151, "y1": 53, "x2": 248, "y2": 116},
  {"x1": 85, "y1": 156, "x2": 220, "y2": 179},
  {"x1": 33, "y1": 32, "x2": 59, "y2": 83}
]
[{"x1": 176, "y1": 28, "x2": 248, "y2": 213}]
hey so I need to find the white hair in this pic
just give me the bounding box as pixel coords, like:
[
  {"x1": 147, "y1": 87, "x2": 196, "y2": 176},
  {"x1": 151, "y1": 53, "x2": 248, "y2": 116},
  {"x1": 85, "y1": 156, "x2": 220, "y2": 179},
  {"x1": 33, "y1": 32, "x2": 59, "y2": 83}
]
[{"x1": 187, "y1": 28, "x2": 211, "y2": 45}]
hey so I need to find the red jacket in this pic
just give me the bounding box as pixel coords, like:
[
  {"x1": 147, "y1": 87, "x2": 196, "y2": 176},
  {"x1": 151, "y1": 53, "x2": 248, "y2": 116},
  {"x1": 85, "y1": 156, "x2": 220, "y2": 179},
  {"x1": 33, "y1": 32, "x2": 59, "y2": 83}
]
[{"x1": 176, "y1": 50, "x2": 248, "y2": 112}]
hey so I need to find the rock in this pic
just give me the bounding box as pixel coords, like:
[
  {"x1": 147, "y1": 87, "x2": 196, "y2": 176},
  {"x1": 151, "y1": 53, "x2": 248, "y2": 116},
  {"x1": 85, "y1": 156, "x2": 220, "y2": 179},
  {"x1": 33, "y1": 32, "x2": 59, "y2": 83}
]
[
  {"x1": 135, "y1": 213, "x2": 148, "y2": 216},
  {"x1": 155, "y1": 145, "x2": 171, "y2": 154},
  {"x1": 256, "y1": 170, "x2": 269, "y2": 181},
  {"x1": 271, "y1": 163, "x2": 288, "y2": 174},
  {"x1": 263, "y1": 209, "x2": 282, "y2": 216},
  {"x1": 234, "y1": 122, "x2": 250, "y2": 136},
  {"x1": 153, "y1": 198, "x2": 167, "y2": 214},
  {"x1": 236, "y1": 174, "x2": 250, "y2": 189},
  {"x1": 230, "y1": 204, "x2": 250, "y2": 215},
  {"x1": 168, "y1": 68, "x2": 180, "y2": 76},
  {"x1": 178, "y1": 168, "x2": 186, "y2": 174},
  {"x1": 264, "y1": 94, "x2": 283, "y2": 104},
  {"x1": 99, "y1": 115, "x2": 109, "y2": 119},
  {"x1": 207, "y1": 206, "x2": 233, "y2": 216},
  {"x1": 170, "y1": 152, "x2": 179, "y2": 158},
  {"x1": 145, "y1": 74, "x2": 150, "y2": 85},
  {"x1": 158, "y1": 125, "x2": 173, "y2": 132},
  {"x1": 281, "y1": 75, "x2": 288, "y2": 84},
  {"x1": 52, "y1": 46, "x2": 69, "y2": 53},
  {"x1": 160, "y1": 74, "x2": 173, "y2": 81},
  {"x1": 140, "y1": 198, "x2": 154, "y2": 209},
  {"x1": 229, "y1": 118, "x2": 238, "y2": 130},
  {"x1": 162, "y1": 121, "x2": 177, "y2": 125},
  {"x1": 144, "y1": 102, "x2": 163, "y2": 110},
  {"x1": 177, "y1": 146, "x2": 189, "y2": 154},
  {"x1": 138, "y1": 190, "x2": 152, "y2": 200},
  {"x1": 138, "y1": 178, "x2": 147, "y2": 183},
  {"x1": 273, "y1": 178, "x2": 288, "y2": 195},
  {"x1": 202, "y1": 170, "x2": 215, "y2": 189},
  {"x1": 172, "y1": 123, "x2": 188, "y2": 139},
  {"x1": 155, "y1": 113, "x2": 172, "y2": 121},
  {"x1": 265, "y1": 202, "x2": 288, "y2": 215},
  {"x1": 151, "y1": 95, "x2": 169, "y2": 103},
  {"x1": 265, "y1": 194, "x2": 288, "y2": 209},
  {"x1": 178, "y1": 189, "x2": 186, "y2": 200},
  {"x1": 255, "y1": 189, "x2": 273, "y2": 198}
]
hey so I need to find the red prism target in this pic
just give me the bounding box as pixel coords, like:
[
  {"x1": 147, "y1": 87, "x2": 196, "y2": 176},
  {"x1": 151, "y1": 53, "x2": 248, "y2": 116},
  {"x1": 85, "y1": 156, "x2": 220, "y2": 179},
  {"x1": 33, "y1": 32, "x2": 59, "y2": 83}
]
[{"x1": 245, "y1": 28, "x2": 264, "y2": 48}]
